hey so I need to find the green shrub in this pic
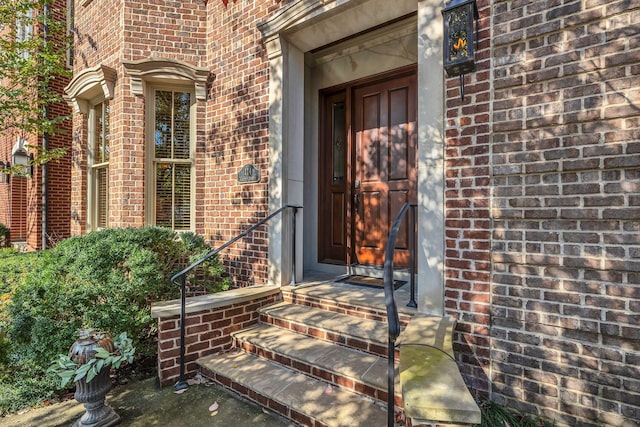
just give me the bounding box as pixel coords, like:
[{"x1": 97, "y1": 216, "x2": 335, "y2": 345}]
[
  {"x1": 0, "y1": 227, "x2": 229, "y2": 414},
  {"x1": 476, "y1": 400, "x2": 555, "y2": 427},
  {"x1": 0, "y1": 223, "x2": 8, "y2": 247}
]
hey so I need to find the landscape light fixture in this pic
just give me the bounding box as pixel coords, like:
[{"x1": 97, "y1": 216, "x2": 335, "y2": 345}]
[{"x1": 442, "y1": 0, "x2": 479, "y2": 101}]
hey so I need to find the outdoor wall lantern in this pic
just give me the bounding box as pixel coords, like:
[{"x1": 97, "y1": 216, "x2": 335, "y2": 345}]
[
  {"x1": 442, "y1": 0, "x2": 479, "y2": 101},
  {"x1": 11, "y1": 149, "x2": 34, "y2": 177}
]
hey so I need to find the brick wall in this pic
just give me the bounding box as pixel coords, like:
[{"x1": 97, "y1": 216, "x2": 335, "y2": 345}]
[
  {"x1": 486, "y1": 1, "x2": 640, "y2": 425},
  {"x1": 201, "y1": 0, "x2": 284, "y2": 286},
  {"x1": 69, "y1": 0, "x2": 287, "y2": 287},
  {"x1": 44, "y1": 1, "x2": 72, "y2": 247},
  {"x1": 443, "y1": 0, "x2": 493, "y2": 402},
  {"x1": 155, "y1": 290, "x2": 280, "y2": 386}
]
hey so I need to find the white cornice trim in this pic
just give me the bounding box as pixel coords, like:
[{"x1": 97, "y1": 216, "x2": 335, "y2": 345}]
[
  {"x1": 64, "y1": 64, "x2": 117, "y2": 114},
  {"x1": 122, "y1": 58, "x2": 211, "y2": 101}
]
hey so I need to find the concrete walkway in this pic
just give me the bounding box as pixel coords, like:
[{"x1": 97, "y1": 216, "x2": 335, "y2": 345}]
[{"x1": 1, "y1": 377, "x2": 293, "y2": 427}]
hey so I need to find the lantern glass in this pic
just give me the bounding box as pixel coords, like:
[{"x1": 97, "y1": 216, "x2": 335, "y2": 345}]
[
  {"x1": 442, "y1": 0, "x2": 478, "y2": 77},
  {"x1": 12, "y1": 149, "x2": 29, "y2": 166}
]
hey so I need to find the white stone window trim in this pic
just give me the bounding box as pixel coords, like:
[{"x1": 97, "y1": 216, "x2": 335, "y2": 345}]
[
  {"x1": 122, "y1": 58, "x2": 210, "y2": 102},
  {"x1": 64, "y1": 64, "x2": 116, "y2": 114}
]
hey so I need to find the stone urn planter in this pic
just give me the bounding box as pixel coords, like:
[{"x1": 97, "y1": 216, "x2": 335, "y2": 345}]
[
  {"x1": 49, "y1": 329, "x2": 135, "y2": 427},
  {"x1": 69, "y1": 331, "x2": 120, "y2": 427}
]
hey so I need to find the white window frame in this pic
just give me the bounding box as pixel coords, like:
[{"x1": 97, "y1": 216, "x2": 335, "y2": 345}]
[
  {"x1": 16, "y1": 8, "x2": 33, "y2": 59},
  {"x1": 145, "y1": 84, "x2": 196, "y2": 232},
  {"x1": 87, "y1": 99, "x2": 110, "y2": 231}
]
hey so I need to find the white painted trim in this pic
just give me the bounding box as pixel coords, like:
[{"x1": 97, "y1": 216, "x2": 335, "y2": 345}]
[
  {"x1": 64, "y1": 64, "x2": 116, "y2": 114},
  {"x1": 122, "y1": 58, "x2": 210, "y2": 101}
]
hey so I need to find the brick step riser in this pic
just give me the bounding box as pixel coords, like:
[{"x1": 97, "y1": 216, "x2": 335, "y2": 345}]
[
  {"x1": 259, "y1": 312, "x2": 401, "y2": 360},
  {"x1": 282, "y1": 291, "x2": 413, "y2": 327},
  {"x1": 233, "y1": 336, "x2": 404, "y2": 407},
  {"x1": 200, "y1": 365, "x2": 332, "y2": 427}
]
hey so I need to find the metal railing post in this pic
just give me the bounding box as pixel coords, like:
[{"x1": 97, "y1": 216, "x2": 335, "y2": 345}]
[
  {"x1": 175, "y1": 275, "x2": 188, "y2": 391},
  {"x1": 291, "y1": 206, "x2": 298, "y2": 285},
  {"x1": 407, "y1": 204, "x2": 417, "y2": 308}
]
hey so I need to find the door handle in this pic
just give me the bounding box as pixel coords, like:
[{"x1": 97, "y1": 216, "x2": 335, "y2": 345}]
[{"x1": 354, "y1": 192, "x2": 360, "y2": 213}]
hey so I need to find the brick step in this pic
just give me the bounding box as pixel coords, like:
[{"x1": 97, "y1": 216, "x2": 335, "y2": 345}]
[
  {"x1": 281, "y1": 282, "x2": 415, "y2": 327},
  {"x1": 198, "y1": 351, "x2": 388, "y2": 427},
  {"x1": 232, "y1": 323, "x2": 401, "y2": 404},
  {"x1": 259, "y1": 301, "x2": 393, "y2": 358}
]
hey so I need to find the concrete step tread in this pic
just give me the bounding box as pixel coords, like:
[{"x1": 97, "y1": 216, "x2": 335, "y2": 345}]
[
  {"x1": 233, "y1": 323, "x2": 392, "y2": 392},
  {"x1": 260, "y1": 302, "x2": 388, "y2": 345},
  {"x1": 282, "y1": 282, "x2": 417, "y2": 317},
  {"x1": 198, "y1": 351, "x2": 388, "y2": 427}
]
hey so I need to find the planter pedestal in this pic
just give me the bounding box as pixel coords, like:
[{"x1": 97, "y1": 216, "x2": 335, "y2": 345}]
[{"x1": 73, "y1": 368, "x2": 120, "y2": 427}]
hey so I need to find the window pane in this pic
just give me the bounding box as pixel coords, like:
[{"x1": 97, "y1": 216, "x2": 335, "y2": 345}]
[
  {"x1": 95, "y1": 166, "x2": 108, "y2": 228},
  {"x1": 173, "y1": 92, "x2": 190, "y2": 159},
  {"x1": 155, "y1": 163, "x2": 173, "y2": 228},
  {"x1": 94, "y1": 101, "x2": 110, "y2": 163},
  {"x1": 154, "y1": 163, "x2": 191, "y2": 230},
  {"x1": 103, "y1": 102, "x2": 110, "y2": 162},
  {"x1": 173, "y1": 164, "x2": 191, "y2": 230},
  {"x1": 94, "y1": 103, "x2": 102, "y2": 161},
  {"x1": 155, "y1": 91, "x2": 172, "y2": 159},
  {"x1": 332, "y1": 101, "x2": 346, "y2": 184}
]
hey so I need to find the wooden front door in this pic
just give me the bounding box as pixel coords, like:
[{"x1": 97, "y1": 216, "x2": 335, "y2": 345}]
[{"x1": 318, "y1": 67, "x2": 417, "y2": 267}]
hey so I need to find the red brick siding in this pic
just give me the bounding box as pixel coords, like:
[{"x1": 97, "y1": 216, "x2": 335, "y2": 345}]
[
  {"x1": 155, "y1": 292, "x2": 279, "y2": 386},
  {"x1": 444, "y1": 0, "x2": 493, "y2": 402},
  {"x1": 201, "y1": 1, "x2": 286, "y2": 286},
  {"x1": 71, "y1": 0, "x2": 274, "y2": 287},
  {"x1": 489, "y1": 1, "x2": 640, "y2": 425}
]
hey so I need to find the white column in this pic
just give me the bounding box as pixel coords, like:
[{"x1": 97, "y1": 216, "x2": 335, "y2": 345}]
[
  {"x1": 416, "y1": 0, "x2": 445, "y2": 314},
  {"x1": 266, "y1": 35, "x2": 305, "y2": 286}
]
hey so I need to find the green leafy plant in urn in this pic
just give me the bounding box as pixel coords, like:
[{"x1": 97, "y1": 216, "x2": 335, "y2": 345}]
[{"x1": 49, "y1": 329, "x2": 135, "y2": 427}]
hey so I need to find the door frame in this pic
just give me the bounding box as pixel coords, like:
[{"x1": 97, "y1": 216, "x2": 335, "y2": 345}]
[
  {"x1": 260, "y1": 0, "x2": 446, "y2": 314},
  {"x1": 318, "y1": 65, "x2": 417, "y2": 267}
]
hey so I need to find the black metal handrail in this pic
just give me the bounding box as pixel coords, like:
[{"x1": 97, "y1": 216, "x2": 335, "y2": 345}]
[
  {"x1": 170, "y1": 204, "x2": 302, "y2": 391},
  {"x1": 382, "y1": 202, "x2": 417, "y2": 427}
]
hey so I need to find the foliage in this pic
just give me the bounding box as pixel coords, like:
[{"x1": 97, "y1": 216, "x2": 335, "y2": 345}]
[
  {"x1": 0, "y1": 227, "x2": 229, "y2": 414},
  {"x1": 0, "y1": 223, "x2": 8, "y2": 247},
  {"x1": 0, "y1": 0, "x2": 70, "y2": 177},
  {"x1": 0, "y1": 249, "x2": 40, "y2": 319},
  {"x1": 0, "y1": 0, "x2": 70, "y2": 134},
  {"x1": 49, "y1": 330, "x2": 135, "y2": 388},
  {"x1": 476, "y1": 400, "x2": 556, "y2": 427}
]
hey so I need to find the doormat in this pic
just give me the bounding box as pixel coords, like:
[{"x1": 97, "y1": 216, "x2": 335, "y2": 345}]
[{"x1": 338, "y1": 275, "x2": 407, "y2": 290}]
